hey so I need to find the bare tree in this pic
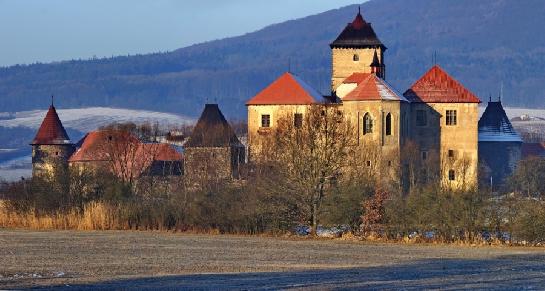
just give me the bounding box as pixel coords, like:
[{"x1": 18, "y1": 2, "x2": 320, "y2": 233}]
[{"x1": 262, "y1": 105, "x2": 356, "y2": 235}]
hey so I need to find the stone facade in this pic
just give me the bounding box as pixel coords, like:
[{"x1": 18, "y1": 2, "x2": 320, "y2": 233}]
[
  {"x1": 247, "y1": 104, "x2": 310, "y2": 159},
  {"x1": 331, "y1": 47, "x2": 384, "y2": 91},
  {"x1": 32, "y1": 144, "x2": 75, "y2": 178},
  {"x1": 184, "y1": 146, "x2": 244, "y2": 183},
  {"x1": 410, "y1": 102, "x2": 480, "y2": 189}
]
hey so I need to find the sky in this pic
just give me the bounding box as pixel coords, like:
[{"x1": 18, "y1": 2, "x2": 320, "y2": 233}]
[{"x1": 0, "y1": 0, "x2": 362, "y2": 67}]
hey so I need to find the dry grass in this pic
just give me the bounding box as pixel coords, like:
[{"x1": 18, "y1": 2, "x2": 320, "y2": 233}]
[{"x1": 0, "y1": 201, "x2": 121, "y2": 230}]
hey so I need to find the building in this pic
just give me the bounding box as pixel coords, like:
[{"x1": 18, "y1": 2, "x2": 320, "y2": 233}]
[
  {"x1": 31, "y1": 106, "x2": 183, "y2": 181},
  {"x1": 246, "y1": 9, "x2": 481, "y2": 190},
  {"x1": 184, "y1": 104, "x2": 245, "y2": 182},
  {"x1": 478, "y1": 99, "x2": 522, "y2": 188}
]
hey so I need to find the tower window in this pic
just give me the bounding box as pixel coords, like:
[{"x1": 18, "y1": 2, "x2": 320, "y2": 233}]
[
  {"x1": 366, "y1": 160, "x2": 371, "y2": 167},
  {"x1": 421, "y1": 151, "x2": 428, "y2": 161},
  {"x1": 363, "y1": 113, "x2": 373, "y2": 135},
  {"x1": 448, "y1": 169, "x2": 456, "y2": 181},
  {"x1": 55, "y1": 151, "x2": 59, "y2": 156},
  {"x1": 261, "y1": 114, "x2": 271, "y2": 128},
  {"x1": 448, "y1": 149, "x2": 455, "y2": 158},
  {"x1": 416, "y1": 110, "x2": 427, "y2": 126},
  {"x1": 294, "y1": 113, "x2": 303, "y2": 128},
  {"x1": 353, "y1": 54, "x2": 359, "y2": 61},
  {"x1": 446, "y1": 110, "x2": 457, "y2": 126},
  {"x1": 385, "y1": 113, "x2": 392, "y2": 136}
]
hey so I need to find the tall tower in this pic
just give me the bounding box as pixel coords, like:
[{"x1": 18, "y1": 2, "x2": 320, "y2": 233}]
[
  {"x1": 330, "y1": 8, "x2": 386, "y2": 93},
  {"x1": 30, "y1": 102, "x2": 74, "y2": 178}
]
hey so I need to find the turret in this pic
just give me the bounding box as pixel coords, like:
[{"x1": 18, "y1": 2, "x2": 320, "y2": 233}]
[
  {"x1": 330, "y1": 7, "x2": 387, "y2": 91},
  {"x1": 30, "y1": 100, "x2": 74, "y2": 178}
]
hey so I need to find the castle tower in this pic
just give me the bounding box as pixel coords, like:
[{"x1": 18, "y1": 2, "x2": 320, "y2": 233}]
[
  {"x1": 404, "y1": 65, "x2": 481, "y2": 190},
  {"x1": 184, "y1": 104, "x2": 245, "y2": 182},
  {"x1": 30, "y1": 103, "x2": 74, "y2": 178},
  {"x1": 478, "y1": 98, "x2": 522, "y2": 188},
  {"x1": 330, "y1": 8, "x2": 386, "y2": 92}
]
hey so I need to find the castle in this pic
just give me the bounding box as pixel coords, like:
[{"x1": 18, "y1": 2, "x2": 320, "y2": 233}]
[
  {"x1": 247, "y1": 10, "x2": 481, "y2": 190},
  {"x1": 32, "y1": 9, "x2": 529, "y2": 190}
]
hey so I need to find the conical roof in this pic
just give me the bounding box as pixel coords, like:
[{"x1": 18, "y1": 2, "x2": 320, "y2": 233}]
[
  {"x1": 403, "y1": 65, "x2": 481, "y2": 103},
  {"x1": 330, "y1": 10, "x2": 385, "y2": 49},
  {"x1": 186, "y1": 104, "x2": 240, "y2": 147},
  {"x1": 31, "y1": 105, "x2": 72, "y2": 145},
  {"x1": 246, "y1": 72, "x2": 324, "y2": 105},
  {"x1": 479, "y1": 101, "x2": 522, "y2": 142}
]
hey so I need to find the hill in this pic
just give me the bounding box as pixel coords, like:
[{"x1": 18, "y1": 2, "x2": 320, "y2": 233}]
[{"x1": 0, "y1": 0, "x2": 544, "y2": 119}]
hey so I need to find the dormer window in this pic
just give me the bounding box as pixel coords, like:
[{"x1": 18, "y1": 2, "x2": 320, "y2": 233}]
[{"x1": 353, "y1": 54, "x2": 359, "y2": 61}]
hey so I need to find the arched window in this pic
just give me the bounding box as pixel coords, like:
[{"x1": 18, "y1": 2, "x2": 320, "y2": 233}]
[
  {"x1": 385, "y1": 113, "x2": 392, "y2": 136},
  {"x1": 353, "y1": 54, "x2": 359, "y2": 61},
  {"x1": 363, "y1": 113, "x2": 373, "y2": 135}
]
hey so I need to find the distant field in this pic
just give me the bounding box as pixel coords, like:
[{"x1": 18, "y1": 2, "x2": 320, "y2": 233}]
[{"x1": 2, "y1": 230, "x2": 545, "y2": 289}]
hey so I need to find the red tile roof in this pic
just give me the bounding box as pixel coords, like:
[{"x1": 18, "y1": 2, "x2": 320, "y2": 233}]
[
  {"x1": 246, "y1": 72, "x2": 323, "y2": 105},
  {"x1": 522, "y1": 143, "x2": 545, "y2": 159},
  {"x1": 343, "y1": 73, "x2": 407, "y2": 102},
  {"x1": 69, "y1": 130, "x2": 182, "y2": 163},
  {"x1": 31, "y1": 105, "x2": 71, "y2": 145},
  {"x1": 403, "y1": 65, "x2": 481, "y2": 103}
]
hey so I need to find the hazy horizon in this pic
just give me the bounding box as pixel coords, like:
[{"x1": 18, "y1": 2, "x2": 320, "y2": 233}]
[{"x1": 0, "y1": 0, "x2": 364, "y2": 67}]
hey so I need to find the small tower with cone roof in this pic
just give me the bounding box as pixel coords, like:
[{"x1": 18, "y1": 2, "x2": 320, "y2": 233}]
[{"x1": 30, "y1": 99, "x2": 75, "y2": 178}]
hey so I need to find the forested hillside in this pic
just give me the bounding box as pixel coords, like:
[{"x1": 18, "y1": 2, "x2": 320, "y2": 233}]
[{"x1": 1, "y1": 0, "x2": 544, "y2": 118}]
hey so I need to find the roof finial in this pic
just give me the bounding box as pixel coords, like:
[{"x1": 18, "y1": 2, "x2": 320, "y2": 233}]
[
  {"x1": 51, "y1": 95, "x2": 54, "y2": 106},
  {"x1": 358, "y1": 6, "x2": 361, "y2": 14},
  {"x1": 288, "y1": 58, "x2": 291, "y2": 73},
  {"x1": 489, "y1": 94, "x2": 492, "y2": 103},
  {"x1": 500, "y1": 82, "x2": 503, "y2": 102}
]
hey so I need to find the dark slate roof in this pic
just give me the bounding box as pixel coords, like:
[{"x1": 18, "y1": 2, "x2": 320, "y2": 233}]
[
  {"x1": 330, "y1": 10, "x2": 385, "y2": 49},
  {"x1": 478, "y1": 101, "x2": 522, "y2": 142},
  {"x1": 186, "y1": 104, "x2": 241, "y2": 147},
  {"x1": 370, "y1": 50, "x2": 381, "y2": 67},
  {"x1": 31, "y1": 105, "x2": 72, "y2": 145}
]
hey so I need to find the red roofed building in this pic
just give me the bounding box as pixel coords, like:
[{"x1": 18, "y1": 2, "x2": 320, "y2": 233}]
[
  {"x1": 30, "y1": 104, "x2": 75, "y2": 178},
  {"x1": 69, "y1": 130, "x2": 183, "y2": 180},
  {"x1": 246, "y1": 72, "x2": 328, "y2": 159},
  {"x1": 404, "y1": 65, "x2": 481, "y2": 189}
]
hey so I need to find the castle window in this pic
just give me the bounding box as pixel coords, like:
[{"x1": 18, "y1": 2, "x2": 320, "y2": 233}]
[
  {"x1": 353, "y1": 54, "x2": 359, "y2": 61},
  {"x1": 366, "y1": 160, "x2": 371, "y2": 167},
  {"x1": 55, "y1": 151, "x2": 59, "y2": 156},
  {"x1": 294, "y1": 113, "x2": 303, "y2": 128},
  {"x1": 448, "y1": 169, "x2": 456, "y2": 181},
  {"x1": 416, "y1": 110, "x2": 427, "y2": 126},
  {"x1": 387, "y1": 161, "x2": 392, "y2": 167},
  {"x1": 363, "y1": 113, "x2": 373, "y2": 135},
  {"x1": 446, "y1": 110, "x2": 457, "y2": 126},
  {"x1": 261, "y1": 114, "x2": 271, "y2": 128},
  {"x1": 421, "y1": 151, "x2": 428, "y2": 161},
  {"x1": 385, "y1": 113, "x2": 392, "y2": 136},
  {"x1": 448, "y1": 149, "x2": 455, "y2": 158}
]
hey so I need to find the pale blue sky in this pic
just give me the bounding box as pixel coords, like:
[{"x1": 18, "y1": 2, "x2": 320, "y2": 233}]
[{"x1": 0, "y1": 0, "x2": 362, "y2": 67}]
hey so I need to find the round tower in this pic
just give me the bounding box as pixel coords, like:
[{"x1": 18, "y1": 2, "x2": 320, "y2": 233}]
[{"x1": 30, "y1": 102, "x2": 75, "y2": 178}]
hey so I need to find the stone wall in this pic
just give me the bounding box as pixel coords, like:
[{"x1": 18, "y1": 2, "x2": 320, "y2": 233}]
[
  {"x1": 331, "y1": 47, "x2": 384, "y2": 91},
  {"x1": 410, "y1": 102, "x2": 479, "y2": 189},
  {"x1": 32, "y1": 144, "x2": 74, "y2": 178}
]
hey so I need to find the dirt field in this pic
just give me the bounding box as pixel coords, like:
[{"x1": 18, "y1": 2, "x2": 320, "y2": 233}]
[{"x1": 2, "y1": 230, "x2": 545, "y2": 289}]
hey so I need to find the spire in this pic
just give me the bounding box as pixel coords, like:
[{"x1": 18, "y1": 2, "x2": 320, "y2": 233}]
[
  {"x1": 330, "y1": 8, "x2": 385, "y2": 49},
  {"x1": 31, "y1": 104, "x2": 71, "y2": 145}
]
